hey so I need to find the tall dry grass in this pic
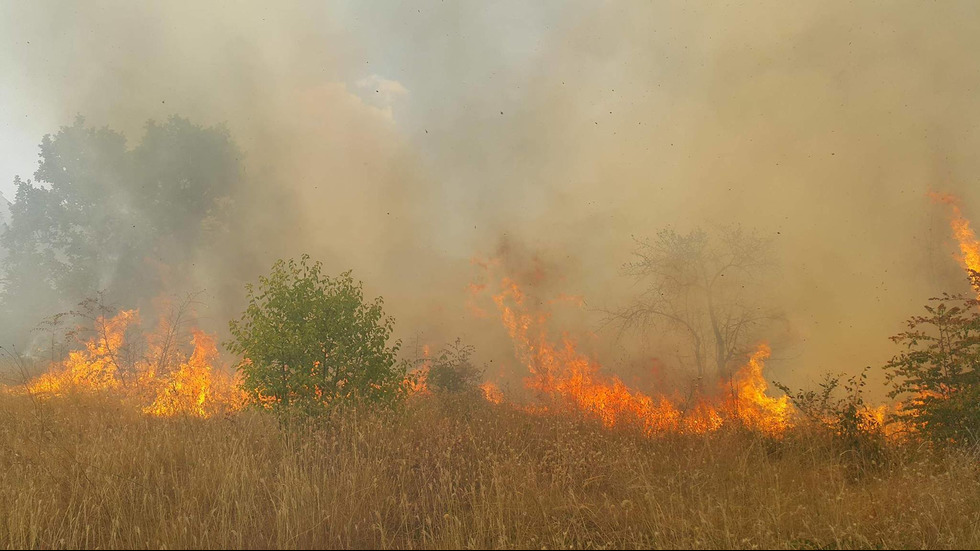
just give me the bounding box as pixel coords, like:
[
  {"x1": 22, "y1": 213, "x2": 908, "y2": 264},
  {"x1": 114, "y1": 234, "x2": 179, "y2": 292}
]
[{"x1": 1, "y1": 393, "x2": 979, "y2": 549}]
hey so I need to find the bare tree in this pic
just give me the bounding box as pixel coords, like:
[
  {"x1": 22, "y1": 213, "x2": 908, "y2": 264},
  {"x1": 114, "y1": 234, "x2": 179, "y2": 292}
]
[{"x1": 612, "y1": 225, "x2": 781, "y2": 389}]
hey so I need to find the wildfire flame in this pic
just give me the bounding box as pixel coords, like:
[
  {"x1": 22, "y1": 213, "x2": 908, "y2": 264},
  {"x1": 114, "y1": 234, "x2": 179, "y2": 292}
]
[
  {"x1": 480, "y1": 271, "x2": 791, "y2": 436},
  {"x1": 27, "y1": 309, "x2": 139, "y2": 396},
  {"x1": 930, "y1": 191, "x2": 980, "y2": 295},
  {"x1": 479, "y1": 381, "x2": 503, "y2": 404},
  {"x1": 144, "y1": 330, "x2": 245, "y2": 418},
  {"x1": 404, "y1": 344, "x2": 431, "y2": 396},
  {"x1": 727, "y1": 343, "x2": 790, "y2": 435},
  {"x1": 20, "y1": 309, "x2": 245, "y2": 418}
]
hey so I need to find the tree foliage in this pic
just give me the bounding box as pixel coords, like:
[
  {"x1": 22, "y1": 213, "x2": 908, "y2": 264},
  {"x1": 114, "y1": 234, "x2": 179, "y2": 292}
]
[
  {"x1": 0, "y1": 116, "x2": 241, "y2": 345},
  {"x1": 885, "y1": 288, "x2": 980, "y2": 445},
  {"x1": 227, "y1": 255, "x2": 404, "y2": 415}
]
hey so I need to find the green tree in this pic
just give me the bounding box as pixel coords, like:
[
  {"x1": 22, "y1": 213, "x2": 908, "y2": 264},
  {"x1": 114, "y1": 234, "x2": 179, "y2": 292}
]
[
  {"x1": 227, "y1": 255, "x2": 404, "y2": 415},
  {"x1": 0, "y1": 116, "x2": 241, "y2": 346},
  {"x1": 885, "y1": 288, "x2": 980, "y2": 445}
]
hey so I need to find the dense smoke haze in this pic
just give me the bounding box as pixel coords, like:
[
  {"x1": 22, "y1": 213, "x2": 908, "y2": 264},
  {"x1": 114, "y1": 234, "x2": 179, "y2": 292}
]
[{"x1": 2, "y1": 1, "x2": 980, "y2": 393}]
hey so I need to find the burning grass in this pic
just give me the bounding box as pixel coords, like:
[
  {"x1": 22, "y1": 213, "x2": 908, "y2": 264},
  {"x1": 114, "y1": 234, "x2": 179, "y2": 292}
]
[
  {"x1": 1, "y1": 392, "x2": 979, "y2": 549},
  {"x1": 17, "y1": 309, "x2": 245, "y2": 419},
  {"x1": 15, "y1": 272, "x2": 796, "y2": 437},
  {"x1": 483, "y1": 274, "x2": 792, "y2": 437},
  {"x1": 3, "y1": 191, "x2": 978, "y2": 549}
]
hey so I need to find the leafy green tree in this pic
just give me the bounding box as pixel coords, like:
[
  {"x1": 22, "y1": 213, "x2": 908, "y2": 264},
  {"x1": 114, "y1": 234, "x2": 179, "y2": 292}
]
[
  {"x1": 0, "y1": 116, "x2": 241, "y2": 346},
  {"x1": 885, "y1": 288, "x2": 980, "y2": 445},
  {"x1": 427, "y1": 338, "x2": 483, "y2": 395},
  {"x1": 227, "y1": 255, "x2": 404, "y2": 415}
]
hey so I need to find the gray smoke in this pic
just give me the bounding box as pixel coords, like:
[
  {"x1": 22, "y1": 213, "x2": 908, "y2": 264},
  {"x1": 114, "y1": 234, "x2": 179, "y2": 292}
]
[{"x1": 2, "y1": 1, "x2": 980, "y2": 395}]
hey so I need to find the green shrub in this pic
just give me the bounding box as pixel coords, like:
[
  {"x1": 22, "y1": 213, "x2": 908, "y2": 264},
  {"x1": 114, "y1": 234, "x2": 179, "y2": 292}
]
[
  {"x1": 227, "y1": 255, "x2": 404, "y2": 418},
  {"x1": 427, "y1": 338, "x2": 483, "y2": 395},
  {"x1": 885, "y1": 290, "x2": 980, "y2": 445},
  {"x1": 776, "y1": 367, "x2": 884, "y2": 451}
]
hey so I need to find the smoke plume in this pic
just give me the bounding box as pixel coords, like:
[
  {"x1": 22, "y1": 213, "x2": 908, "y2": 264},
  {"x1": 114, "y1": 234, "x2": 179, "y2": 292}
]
[{"x1": 2, "y1": 1, "x2": 980, "y2": 392}]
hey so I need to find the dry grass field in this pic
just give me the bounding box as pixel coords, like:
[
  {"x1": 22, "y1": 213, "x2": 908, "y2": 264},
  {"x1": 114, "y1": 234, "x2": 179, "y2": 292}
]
[{"x1": 2, "y1": 393, "x2": 979, "y2": 550}]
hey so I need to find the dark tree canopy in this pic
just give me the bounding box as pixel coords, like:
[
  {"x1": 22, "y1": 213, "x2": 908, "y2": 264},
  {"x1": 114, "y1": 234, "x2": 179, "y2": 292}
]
[{"x1": 0, "y1": 116, "x2": 241, "y2": 345}]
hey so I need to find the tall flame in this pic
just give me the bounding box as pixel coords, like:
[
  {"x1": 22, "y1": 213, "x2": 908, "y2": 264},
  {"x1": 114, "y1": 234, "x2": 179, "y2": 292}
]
[
  {"x1": 144, "y1": 330, "x2": 245, "y2": 418},
  {"x1": 27, "y1": 310, "x2": 140, "y2": 395},
  {"x1": 484, "y1": 272, "x2": 790, "y2": 436},
  {"x1": 930, "y1": 191, "x2": 980, "y2": 295},
  {"x1": 727, "y1": 343, "x2": 790, "y2": 435},
  {"x1": 21, "y1": 309, "x2": 245, "y2": 418},
  {"x1": 403, "y1": 344, "x2": 431, "y2": 397}
]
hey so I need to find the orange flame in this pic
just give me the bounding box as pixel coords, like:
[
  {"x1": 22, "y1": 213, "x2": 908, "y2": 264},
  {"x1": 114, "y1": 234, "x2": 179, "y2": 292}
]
[
  {"x1": 727, "y1": 343, "x2": 790, "y2": 435},
  {"x1": 930, "y1": 191, "x2": 980, "y2": 295},
  {"x1": 485, "y1": 271, "x2": 791, "y2": 436},
  {"x1": 27, "y1": 310, "x2": 139, "y2": 395},
  {"x1": 480, "y1": 381, "x2": 504, "y2": 404},
  {"x1": 20, "y1": 309, "x2": 245, "y2": 418},
  {"x1": 403, "y1": 344, "x2": 431, "y2": 397},
  {"x1": 144, "y1": 330, "x2": 245, "y2": 418}
]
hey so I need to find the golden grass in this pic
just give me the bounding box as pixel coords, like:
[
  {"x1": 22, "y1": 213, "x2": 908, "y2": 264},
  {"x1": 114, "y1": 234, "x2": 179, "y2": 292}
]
[{"x1": 1, "y1": 393, "x2": 979, "y2": 549}]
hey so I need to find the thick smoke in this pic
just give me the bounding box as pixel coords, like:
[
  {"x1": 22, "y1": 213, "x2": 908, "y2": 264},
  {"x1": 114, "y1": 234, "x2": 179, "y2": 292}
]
[{"x1": 2, "y1": 1, "x2": 980, "y2": 392}]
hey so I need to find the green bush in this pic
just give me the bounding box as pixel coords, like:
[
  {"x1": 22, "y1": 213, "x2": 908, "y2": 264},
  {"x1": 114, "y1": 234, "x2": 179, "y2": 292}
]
[
  {"x1": 776, "y1": 367, "x2": 884, "y2": 451},
  {"x1": 227, "y1": 255, "x2": 404, "y2": 417},
  {"x1": 426, "y1": 338, "x2": 483, "y2": 395},
  {"x1": 885, "y1": 290, "x2": 980, "y2": 445}
]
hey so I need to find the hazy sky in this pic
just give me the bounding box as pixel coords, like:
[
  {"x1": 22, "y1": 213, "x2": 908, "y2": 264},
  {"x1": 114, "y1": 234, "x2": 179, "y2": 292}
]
[
  {"x1": 2, "y1": 1, "x2": 980, "y2": 390},
  {"x1": 0, "y1": 1, "x2": 565, "y2": 200}
]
